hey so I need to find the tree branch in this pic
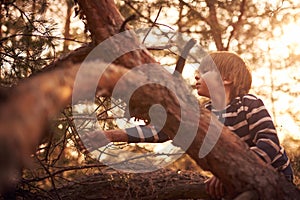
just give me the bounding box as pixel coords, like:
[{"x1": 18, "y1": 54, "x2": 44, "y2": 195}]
[
  {"x1": 225, "y1": 0, "x2": 246, "y2": 50},
  {"x1": 76, "y1": 0, "x2": 157, "y2": 69},
  {"x1": 174, "y1": 38, "x2": 197, "y2": 74}
]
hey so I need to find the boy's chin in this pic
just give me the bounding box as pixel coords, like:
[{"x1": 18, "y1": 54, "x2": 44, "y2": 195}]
[{"x1": 197, "y1": 91, "x2": 209, "y2": 98}]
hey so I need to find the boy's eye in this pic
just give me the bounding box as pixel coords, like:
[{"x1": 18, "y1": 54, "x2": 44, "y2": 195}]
[
  {"x1": 199, "y1": 66, "x2": 209, "y2": 74},
  {"x1": 200, "y1": 68, "x2": 209, "y2": 74},
  {"x1": 200, "y1": 70, "x2": 208, "y2": 74}
]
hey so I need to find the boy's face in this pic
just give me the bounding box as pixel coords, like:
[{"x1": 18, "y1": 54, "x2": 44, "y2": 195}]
[
  {"x1": 195, "y1": 71, "x2": 210, "y2": 98},
  {"x1": 195, "y1": 69, "x2": 225, "y2": 97}
]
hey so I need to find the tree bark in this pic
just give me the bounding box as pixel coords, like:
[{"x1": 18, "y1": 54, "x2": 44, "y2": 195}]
[
  {"x1": 76, "y1": 0, "x2": 157, "y2": 69},
  {"x1": 19, "y1": 169, "x2": 209, "y2": 200},
  {"x1": 62, "y1": 0, "x2": 73, "y2": 53},
  {"x1": 0, "y1": 0, "x2": 299, "y2": 199}
]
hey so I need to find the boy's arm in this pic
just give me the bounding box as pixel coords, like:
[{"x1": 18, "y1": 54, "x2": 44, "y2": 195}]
[
  {"x1": 246, "y1": 98, "x2": 291, "y2": 176},
  {"x1": 81, "y1": 125, "x2": 170, "y2": 152},
  {"x1": 125, "y1": 125, "x2": 170, "y2": 143}
]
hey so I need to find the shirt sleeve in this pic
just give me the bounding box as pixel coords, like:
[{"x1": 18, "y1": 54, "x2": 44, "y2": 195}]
[{"x1": 126, "y1": 125, "x2": 170, "y2": 143}]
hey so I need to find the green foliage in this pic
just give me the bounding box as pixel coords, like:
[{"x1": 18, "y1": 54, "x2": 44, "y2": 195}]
[{"x1": 0, "y1": 0, "x2": 58, "y2": 86}]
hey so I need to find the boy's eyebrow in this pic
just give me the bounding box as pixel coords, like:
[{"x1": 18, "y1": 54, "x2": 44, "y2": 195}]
[{"x1": 199, "y1": 65, "x2": 213, "y2": 74}]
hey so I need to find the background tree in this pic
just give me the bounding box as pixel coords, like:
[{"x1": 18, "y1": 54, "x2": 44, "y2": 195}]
[{"x1": 0, "y1": 0, "x2": 56, "y2": 85}]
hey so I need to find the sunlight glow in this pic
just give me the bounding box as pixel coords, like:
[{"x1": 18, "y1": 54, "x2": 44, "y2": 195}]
[{"x1": 281, "y1": 23, "x2": 300, "y2": 54}]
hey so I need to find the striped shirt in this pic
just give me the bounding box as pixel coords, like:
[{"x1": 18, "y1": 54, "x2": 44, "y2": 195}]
[{"x1": 205, "y1": 94, "x2": 293, "y2": 181}]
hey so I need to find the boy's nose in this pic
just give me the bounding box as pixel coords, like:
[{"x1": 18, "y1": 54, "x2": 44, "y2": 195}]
[{"x1": 195, "y1": 74, "x2": 200, "y2": 81}]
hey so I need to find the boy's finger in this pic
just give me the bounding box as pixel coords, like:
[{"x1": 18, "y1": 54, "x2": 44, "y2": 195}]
[
  {"x1": 204, "y1": 178, "x2": 211, "y2": 194},
  {"x1": 208, "y1": 176, "x2": 217, "y2": 198},
  {"x1": 215, "y1": 178, "x2": 222, "y2": 199}
]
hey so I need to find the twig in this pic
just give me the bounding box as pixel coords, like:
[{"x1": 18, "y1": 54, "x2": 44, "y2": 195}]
[
  {"x1": 174, "y1": 38, "x2": 197, "y2": 74},
  {"x1": 106, "y1": 152, "x2": 183, "y2": 167},
  {"x1": 119, "y1": 14, "x2": 137, "y2": 32},
  {"x1": 0, "y1": 33, "x2": 86, "y2": 44},
  {"x1": 23, "y1": 163, "x2": 107, "y2": 183},
  {"x1": 34, "y1": 155, "x2": 62, "y2": 200},
  {"x1": 142, "y1": 6, "x2": 163, "y2": 44},
  {"x1": 146, "y1": 44, "x2": 173, "y2": 51}
]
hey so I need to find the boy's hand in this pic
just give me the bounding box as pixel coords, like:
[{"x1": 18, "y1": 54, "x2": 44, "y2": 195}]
[{"x1": 205, "y1": 176, "x2": 225, "y2": 199}]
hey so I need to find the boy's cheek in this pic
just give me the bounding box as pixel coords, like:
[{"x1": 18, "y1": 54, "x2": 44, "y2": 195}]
[
  {"x1": 203, "y1": 71, "x2": 225, "y2": 92},
  {"x1": 202, "y1": 71, "x2": 223, "y2": 88}
]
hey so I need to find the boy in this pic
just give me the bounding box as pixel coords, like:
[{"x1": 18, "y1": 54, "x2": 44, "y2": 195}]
[
  {"x1": 195, "y1": 51, "x2": 293, "y2": 198},
  {"x1": 81, "y1": 51, "x2": 293, "y2": 198}
]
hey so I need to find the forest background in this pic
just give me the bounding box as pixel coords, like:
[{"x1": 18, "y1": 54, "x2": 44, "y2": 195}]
[{"x1": 1, "y1": 0, "x2": 300, "y2": 199}]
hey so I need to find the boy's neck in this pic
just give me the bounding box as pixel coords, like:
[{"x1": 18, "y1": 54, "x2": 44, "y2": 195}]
[{"x1": 210, "y1": 85, "x2": 232, "y2": 110}]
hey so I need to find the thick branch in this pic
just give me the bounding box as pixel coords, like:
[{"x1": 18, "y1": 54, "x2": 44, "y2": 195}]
[
  {"x1": 205, "y1": 0, "x2": 225, "y2": 51},
  {"x1": 76, "y1": 0, "x2": 157, "y2": 69}
]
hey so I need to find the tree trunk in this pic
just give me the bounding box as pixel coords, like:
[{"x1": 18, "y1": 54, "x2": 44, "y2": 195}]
[
  {"x1": 62, "y1": 0, "x2": 73, "y2": 53},
  {"x1": 0, "y1": 0, "x2": 299, "y2": 199},
  {"x1": 76, "y1": 0, "x2": 157, "y2": 69}
]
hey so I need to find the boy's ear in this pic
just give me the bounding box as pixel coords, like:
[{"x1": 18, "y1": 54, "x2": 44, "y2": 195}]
[{"x1": 223, "y1": 80, "x2": 233, "y2": 85}]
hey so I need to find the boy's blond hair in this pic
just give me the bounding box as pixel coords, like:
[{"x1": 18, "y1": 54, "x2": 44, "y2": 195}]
[{"x1": 199, "y1": 51, "x2": 252, "y2": 101}]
